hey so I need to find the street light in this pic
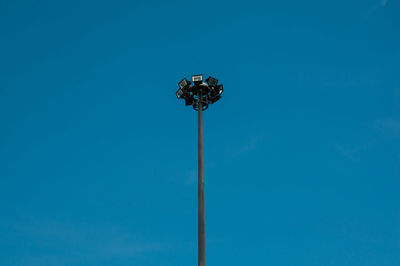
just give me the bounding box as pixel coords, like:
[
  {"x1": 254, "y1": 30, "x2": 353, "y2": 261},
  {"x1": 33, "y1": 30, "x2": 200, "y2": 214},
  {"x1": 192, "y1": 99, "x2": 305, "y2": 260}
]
[{"x1": 176, "y1": 74, "x2": 223, "y2": 266}]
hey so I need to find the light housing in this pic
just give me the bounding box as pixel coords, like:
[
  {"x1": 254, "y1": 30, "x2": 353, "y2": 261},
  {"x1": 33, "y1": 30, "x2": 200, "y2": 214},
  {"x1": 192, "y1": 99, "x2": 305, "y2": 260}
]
[
  {"x1": 185, "y1": 95, "x2": 194, "y2": 106},
  {"x1": 209, "y1": 86, "x2": 218, "y2": 97},
  {"x1": 206, "y1": 76, "x2": 218, "y2": 87},
  {"x1": 192, "y1": 74, "x2": 203, "y2": 85},
  {"x1": 210, "y1": 95, "x2": 221, "y2": 103},
  {"x1": 176, "y1": 88, "x2": 184, "y2": 99},
  {"x1": 217, "y1": 84, "x2": 223, "y2": 94},
  {"x1": 179, "y1": 78, "x2": 191, "y2": 89}
]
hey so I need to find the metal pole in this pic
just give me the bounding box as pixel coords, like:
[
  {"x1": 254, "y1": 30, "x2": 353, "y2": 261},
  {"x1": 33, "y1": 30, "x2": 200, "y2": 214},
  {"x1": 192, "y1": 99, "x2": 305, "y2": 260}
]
[{"x1": 198, "y1": 94, "x2": 206, "y2": 266}]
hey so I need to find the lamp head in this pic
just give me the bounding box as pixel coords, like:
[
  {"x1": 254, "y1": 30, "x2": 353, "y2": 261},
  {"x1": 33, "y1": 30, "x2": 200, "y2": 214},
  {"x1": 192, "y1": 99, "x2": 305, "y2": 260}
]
[
  {"x1": 192, "y1": 74, "x2": 203, "y2": 85},
  {"x1": 206, "y1": 76, "x2": 218, "y2": 87}
]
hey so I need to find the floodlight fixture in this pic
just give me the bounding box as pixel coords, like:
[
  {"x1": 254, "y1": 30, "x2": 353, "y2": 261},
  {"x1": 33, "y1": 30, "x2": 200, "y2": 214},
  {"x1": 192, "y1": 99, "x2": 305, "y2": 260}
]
[
  {"x1": 176, "y1": 88, "x2": 184, "y2": 99},
  {"x1": 206, "y1": 76, "x2": 218, "y2": 87},
  {"x1": 179, "y1": 78, "x2": 191, "y2": 89},
  {"x1": 192, "y1": 74, "x2": 203, "y2": 85}
]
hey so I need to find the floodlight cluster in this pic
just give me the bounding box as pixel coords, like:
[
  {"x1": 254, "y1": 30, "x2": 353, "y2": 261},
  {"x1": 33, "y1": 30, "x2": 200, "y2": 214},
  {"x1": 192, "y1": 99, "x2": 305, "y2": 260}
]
[{"x1": 176, "y1": 74, "x2": 223, "y2": 111}]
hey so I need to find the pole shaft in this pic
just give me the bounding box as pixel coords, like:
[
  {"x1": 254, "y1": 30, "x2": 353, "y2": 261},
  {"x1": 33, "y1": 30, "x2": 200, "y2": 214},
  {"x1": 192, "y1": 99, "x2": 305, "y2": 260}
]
[{"x1": 198, "y1": 98, "x2": 206, "y2": 266}]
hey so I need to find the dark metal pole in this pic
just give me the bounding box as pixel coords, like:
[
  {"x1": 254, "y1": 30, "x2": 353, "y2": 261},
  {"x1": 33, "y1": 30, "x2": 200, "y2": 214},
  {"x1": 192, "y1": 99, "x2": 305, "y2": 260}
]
[{"x1": 198, "y1": 94, "x2": 206, "y2": 266}]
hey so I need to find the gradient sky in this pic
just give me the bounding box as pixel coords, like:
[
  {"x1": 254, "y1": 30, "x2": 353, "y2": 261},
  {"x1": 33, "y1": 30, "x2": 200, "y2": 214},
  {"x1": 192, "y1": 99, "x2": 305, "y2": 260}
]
[{"x1": 1, "y1": 0, "x2": 399, "y2": 265}]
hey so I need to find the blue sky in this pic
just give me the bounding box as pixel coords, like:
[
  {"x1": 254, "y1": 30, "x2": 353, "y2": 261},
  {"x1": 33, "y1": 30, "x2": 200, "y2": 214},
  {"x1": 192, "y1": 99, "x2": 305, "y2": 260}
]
[{"x1": 0, "y1": 0, "x2": 399, "y2": 265}]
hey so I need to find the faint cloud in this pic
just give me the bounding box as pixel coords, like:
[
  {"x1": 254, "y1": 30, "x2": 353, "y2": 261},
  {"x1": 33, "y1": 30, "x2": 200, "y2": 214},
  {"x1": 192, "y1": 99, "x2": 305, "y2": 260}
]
[
  {"x1": 103, "y1": 239, "x2": 172, "y2": 256},
  {"x1": 231, "y1": 136, "x2": 263, "y2": 158},
  {"x1": 364, "y1": 0, "x2": 389, "y2": 19},
  {"x1": 336, "y1": 144, "x2": 361, "y2": 162},
  {"x1": 12, "y1": 219, "x2": 172, "y2": 259},
  {"x1": 185, "y1": 169, "x2": 197, "y2": 186},
  {"x1": 183, "y1": 136, "x2": 264, "y2": 185},
  {"x1": 337, "y1": 118, "x2": 400, "y2": 160},
  {"x1": 380, "y1": 118, "x2": 400, "y2": 131},
  {"x1": 14, "y1": 220, "x2": 85, "y2": 242},
  {"x1": 335, "y1": 139, "x2": 377, "y2": 161},
  {"x1": 374, "y1": 118, "x2": 400, "y2": 137}
]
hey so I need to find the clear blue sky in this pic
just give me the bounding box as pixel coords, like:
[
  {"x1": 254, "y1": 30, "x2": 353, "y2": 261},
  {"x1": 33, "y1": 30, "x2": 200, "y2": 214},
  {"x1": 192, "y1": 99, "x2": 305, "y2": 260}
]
[{"x1": 1, "y1": 0, "x2": 399, "y2": 265}]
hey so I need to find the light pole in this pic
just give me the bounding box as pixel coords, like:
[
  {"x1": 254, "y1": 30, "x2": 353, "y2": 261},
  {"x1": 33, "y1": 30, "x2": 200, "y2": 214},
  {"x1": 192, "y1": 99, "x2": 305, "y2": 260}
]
[{"x1": 176, "y1": 74, "x2": 223, "y2": 266}]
